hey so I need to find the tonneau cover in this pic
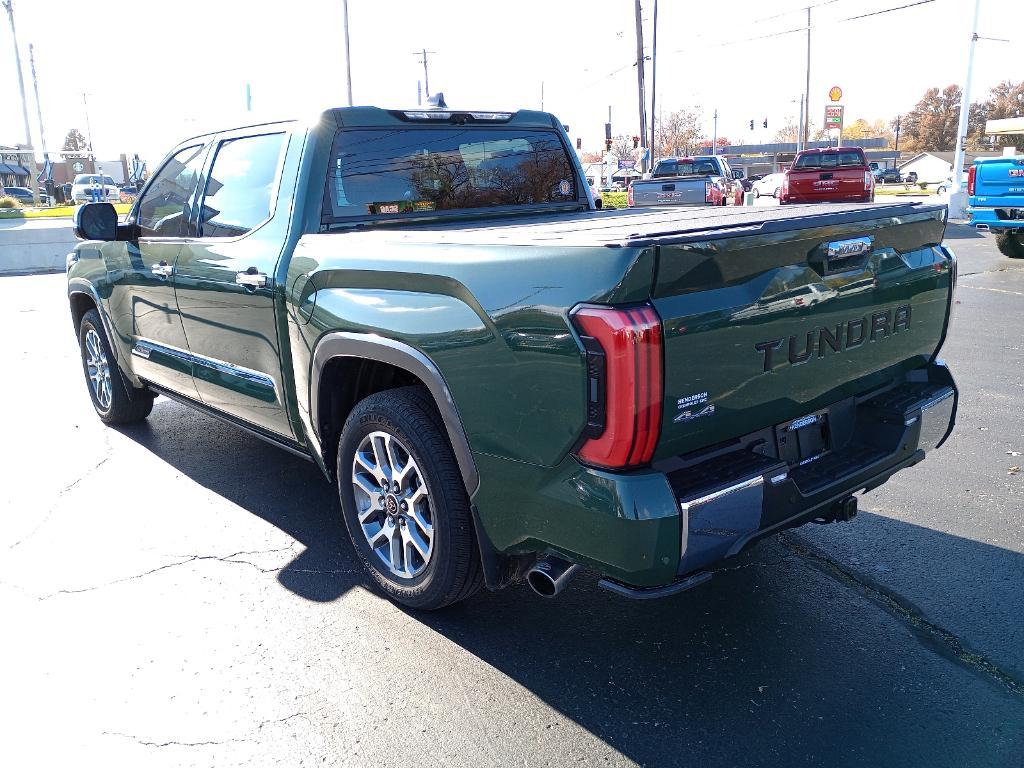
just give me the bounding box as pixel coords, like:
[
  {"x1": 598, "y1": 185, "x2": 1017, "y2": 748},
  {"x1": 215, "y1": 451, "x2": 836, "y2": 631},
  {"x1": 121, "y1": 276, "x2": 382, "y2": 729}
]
[{"x1": 335, "y1": 202, "x2": 942, "y2": 248}]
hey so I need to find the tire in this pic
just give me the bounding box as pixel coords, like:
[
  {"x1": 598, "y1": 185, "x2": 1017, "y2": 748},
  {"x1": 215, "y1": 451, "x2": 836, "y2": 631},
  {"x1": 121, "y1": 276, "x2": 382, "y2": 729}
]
[
  {"x1": 773, "y1": 188, "x2": 780, "y2": 198},
  {"x1": 77, "y1": 309, "x2": 154, "y2": 424},
  {"x1": 337, "y1": 386, "x2": 483, "y2": 610},
  {"x1": 937, "y1": 185, "x2": 947, "y2": 195},
  {"x1": 996, "y1": 232, "x2": 1024, "y2": 259}
]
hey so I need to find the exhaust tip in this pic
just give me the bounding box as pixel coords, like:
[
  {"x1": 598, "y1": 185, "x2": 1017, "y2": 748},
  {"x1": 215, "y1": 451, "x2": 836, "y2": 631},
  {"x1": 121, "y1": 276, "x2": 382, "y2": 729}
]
[{"x1": 526, "y1": 557, "x2": 581, "y2": 598}]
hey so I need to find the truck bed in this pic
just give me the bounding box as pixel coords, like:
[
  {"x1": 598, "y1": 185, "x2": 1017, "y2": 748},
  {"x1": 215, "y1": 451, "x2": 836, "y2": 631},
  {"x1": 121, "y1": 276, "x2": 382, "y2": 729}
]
[{"x1": 337, "y1": 202, "x2": 943, "y2": 248}]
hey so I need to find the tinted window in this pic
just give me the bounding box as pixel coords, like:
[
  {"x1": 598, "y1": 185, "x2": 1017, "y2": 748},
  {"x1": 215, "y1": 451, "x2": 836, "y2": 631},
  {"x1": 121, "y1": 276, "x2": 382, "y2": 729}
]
[
  {"x1": 199, "y1": 133, "x2": 284, "y2": 238},
  {"x1": 652, "y1": 160, "x2": 718, "y2": 177},
  {"x1": 135, "y1": 145, "x2": 205, "y2": 238},
  {"x1": 793, "y1": 151, "x2": 866, "y2": 169},
  {"x1": 73, "y1": 175, "x2": 116, "y2": 186},
  {"x1": 326, "y1": 128, "x2": 577, "y2": 219}
]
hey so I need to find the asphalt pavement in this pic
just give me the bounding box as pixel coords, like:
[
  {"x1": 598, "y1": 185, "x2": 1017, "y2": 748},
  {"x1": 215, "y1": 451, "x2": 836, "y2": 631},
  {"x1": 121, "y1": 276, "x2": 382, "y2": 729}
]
[{"x1": 1, "y1": 223, "x2": 1022, "y2": 767}]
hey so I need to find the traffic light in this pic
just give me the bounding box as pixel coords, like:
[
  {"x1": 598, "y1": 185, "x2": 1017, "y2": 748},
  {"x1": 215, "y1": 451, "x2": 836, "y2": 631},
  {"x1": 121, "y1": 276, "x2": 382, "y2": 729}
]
[
  {"x1": 632, "y1": 136, "x2": 640, "y2": 149},
  {"x1": 763, "y1": 117, "x2": 768, "y2": 129},
  {"x1": 576, "y1": 137, "x2": 582, "y2": 150},
  {"x1": 605, "y1": 138, "x2": 613, "y2": 151},
  {"x1": 749, "y1": 120, "x2": 754, "y2": 131}
]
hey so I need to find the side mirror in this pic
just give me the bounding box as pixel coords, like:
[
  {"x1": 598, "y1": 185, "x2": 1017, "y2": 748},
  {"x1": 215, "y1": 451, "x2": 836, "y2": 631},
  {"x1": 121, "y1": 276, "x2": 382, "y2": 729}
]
[
  {"x1": 593, "y1": 197, "x2": 603, "y2": 210},
  {"x1": 74, "y1": 202, "x2": 118, "y2": 241}
]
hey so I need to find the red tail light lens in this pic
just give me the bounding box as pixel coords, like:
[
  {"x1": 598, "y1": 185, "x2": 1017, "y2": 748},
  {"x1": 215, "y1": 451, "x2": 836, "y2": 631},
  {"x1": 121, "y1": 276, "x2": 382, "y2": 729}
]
[
  {"x1": 627, "y1": 183, "x2": 635, "y2": 207},
  {"x1": 570, "y1": 304, "x2": 663, "y2": 469},
  {"x1": 967, "y1": 165, "x2": 976, "y2": 196},
  {"x1": 864, "y1": 171, "x2": 872, "y2": 191}
]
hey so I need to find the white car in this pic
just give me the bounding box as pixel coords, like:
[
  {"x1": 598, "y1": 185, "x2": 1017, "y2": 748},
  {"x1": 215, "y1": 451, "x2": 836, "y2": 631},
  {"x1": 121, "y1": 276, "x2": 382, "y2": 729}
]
[
  {"x1": 936, "y1": 172, "x2": 967, "y2": 196},
  {"x1": 752, "y1": 173, "x2": 784, "y2": 198},
  {"x1": 71, "y1": 174, "x2": 121, "y2": 204}
]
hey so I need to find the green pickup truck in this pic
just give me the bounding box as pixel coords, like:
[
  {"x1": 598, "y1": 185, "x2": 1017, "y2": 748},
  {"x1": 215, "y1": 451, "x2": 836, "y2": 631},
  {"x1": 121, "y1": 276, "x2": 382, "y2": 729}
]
[{"x1": 66, "y1": 106, "x2": 958, "y2": 609}]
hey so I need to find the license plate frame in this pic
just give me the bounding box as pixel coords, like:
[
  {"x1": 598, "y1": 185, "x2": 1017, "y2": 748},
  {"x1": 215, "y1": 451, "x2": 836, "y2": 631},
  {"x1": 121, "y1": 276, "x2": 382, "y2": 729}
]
[{"x1": 775, "y1": 409, "x2": 831, "y2": 466}]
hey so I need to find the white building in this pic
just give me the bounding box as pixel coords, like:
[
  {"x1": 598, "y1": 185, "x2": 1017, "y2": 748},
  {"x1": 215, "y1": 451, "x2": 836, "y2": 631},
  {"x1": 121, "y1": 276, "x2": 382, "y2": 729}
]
[{"x1": 898, "y1": 151, "x2": 1001, "y2": 184}]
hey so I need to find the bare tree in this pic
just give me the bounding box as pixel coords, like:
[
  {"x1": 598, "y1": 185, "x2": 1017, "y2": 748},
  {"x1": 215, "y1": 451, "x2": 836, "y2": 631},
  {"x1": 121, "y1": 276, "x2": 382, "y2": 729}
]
[{"x1": 654, "y1": 108, "x2": 704, "y2": 158}]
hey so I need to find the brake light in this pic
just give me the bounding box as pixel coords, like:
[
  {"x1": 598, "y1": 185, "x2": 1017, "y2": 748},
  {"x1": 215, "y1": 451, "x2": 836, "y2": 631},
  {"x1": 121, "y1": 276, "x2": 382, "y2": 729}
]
[
  {"x1": 781, "y1": 173, "x2": 789, "y2": 197},
  {"x1": 627, "y1": 183, "x2": 634, "y2": 207},
  {"x1": 967, "y1": 165, "x2": 976, "y2": 196},
  {"x1": 570, "y1": 304, "x2": 663, "y2": 469},
  {"x1": 864, "y1": 171, "x2": 872, "y2": 191},
  {"x1": 704, "y1": 180, "x2": 713, "y2": 204}
]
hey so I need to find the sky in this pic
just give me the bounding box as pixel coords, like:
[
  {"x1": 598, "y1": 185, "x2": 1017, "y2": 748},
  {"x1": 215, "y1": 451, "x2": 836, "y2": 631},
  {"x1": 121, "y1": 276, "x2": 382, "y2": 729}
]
[{"x1": 1, "y1": 0, "x2": 1022, "y2": 166}]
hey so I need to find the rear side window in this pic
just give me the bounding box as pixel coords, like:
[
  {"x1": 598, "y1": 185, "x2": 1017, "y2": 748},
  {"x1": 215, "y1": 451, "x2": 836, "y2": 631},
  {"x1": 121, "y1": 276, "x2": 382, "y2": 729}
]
[
  {"x1": 793, "y1": 151, "x2": 866, "y2": 169},
  {"x1": 326, "y1": 128, "x2": 577, "y2": 219},
  {"x1": 136, "y1": 145, "x2": 205, "y2": 238},
  {"x1": 199, "y1": 133, "x2": 285, "y2": 238}
]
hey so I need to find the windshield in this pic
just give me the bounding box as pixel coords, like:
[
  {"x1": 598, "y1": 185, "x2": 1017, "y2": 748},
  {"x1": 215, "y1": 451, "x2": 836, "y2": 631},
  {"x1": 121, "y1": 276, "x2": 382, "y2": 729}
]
[
  {"x1": 652, "y1": 159, "x2": 719, "y2": 178},
  {"x1": 326, "y1": 127, "x2": 578, "y2": 219},
  {"x1": 73, "y1": 175, "x2": 117, "y2": 186},
  {"x1": 793, "y1": 151, "x2": 866, "y2": 170}
]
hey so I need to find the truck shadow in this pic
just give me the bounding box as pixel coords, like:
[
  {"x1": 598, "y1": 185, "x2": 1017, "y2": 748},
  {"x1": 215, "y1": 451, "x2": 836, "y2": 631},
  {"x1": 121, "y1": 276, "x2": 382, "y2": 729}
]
[{"x1": 116, "y1": 399, "x2": 1024, "y2": 767}]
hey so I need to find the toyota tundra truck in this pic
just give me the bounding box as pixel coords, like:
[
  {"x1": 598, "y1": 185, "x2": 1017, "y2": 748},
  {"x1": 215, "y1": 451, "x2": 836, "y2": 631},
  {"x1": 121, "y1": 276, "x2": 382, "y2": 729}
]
[
  {"x1": 967, "y1": 154, "x2": 1024, "y2": 258},
  {"x1": 66, "y1": 106, "x2": 958, "y2": 610}
]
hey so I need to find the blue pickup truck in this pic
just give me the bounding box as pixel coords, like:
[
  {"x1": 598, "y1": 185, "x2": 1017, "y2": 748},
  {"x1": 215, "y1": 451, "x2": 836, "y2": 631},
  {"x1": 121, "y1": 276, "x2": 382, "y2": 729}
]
[{"x1": 967, "y1": 154, "x2": 1024, "y2": 258}]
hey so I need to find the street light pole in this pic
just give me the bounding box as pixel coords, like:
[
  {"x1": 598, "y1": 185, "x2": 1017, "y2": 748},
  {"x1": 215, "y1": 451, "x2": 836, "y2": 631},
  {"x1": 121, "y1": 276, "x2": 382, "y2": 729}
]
[
  {"x1": 341, "y1": 0, "x2": 353, "y2": 106},
  {"x1": 949, "y1": 0, "x2": 981, "y2": 218},
  {"x1": 3, "y1": 0, "x2": 41, "y2": 205},
  {"x1": 633, "y1": 0, "x2": 649, "y2": 174},
  {"x1": 648, "y1": 0, "x2": 658, "y2": 164},
  {"x1": 803, "y1": 6, "x2": 811, "y2": 149}
]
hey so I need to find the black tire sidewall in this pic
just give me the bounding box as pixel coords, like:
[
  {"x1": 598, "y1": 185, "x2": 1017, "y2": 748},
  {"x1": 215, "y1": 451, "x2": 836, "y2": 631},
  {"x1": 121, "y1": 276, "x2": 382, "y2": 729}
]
[
  {"x1": 78, "y1": 311, "x2": 116, "y2": 419},
  {"x1": 336, "y1": 390, "x2": 469, "y2": 608}
]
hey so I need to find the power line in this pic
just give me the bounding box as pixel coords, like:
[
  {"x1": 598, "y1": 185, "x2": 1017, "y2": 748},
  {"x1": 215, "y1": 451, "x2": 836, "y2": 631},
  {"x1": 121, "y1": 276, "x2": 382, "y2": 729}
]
[{"x1": 842, "y1": 0, "x2": 935, "y2": 22}]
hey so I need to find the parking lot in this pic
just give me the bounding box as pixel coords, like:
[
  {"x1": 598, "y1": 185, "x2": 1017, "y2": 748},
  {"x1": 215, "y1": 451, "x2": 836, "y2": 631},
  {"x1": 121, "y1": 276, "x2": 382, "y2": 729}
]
[{"x1": 1, "y1": 223, "x2": 1022, "y2": 767}]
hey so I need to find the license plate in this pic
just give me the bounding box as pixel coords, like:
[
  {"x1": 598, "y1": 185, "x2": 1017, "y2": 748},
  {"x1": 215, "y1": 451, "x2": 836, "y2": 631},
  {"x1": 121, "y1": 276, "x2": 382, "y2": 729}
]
[{"x1": 776, "y1": 410, "x2": 831, "y2": 466}]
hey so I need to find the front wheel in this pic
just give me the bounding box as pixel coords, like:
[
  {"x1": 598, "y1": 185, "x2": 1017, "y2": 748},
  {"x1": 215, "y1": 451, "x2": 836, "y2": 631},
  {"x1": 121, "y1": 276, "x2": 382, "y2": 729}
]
[
  {"x1": 77, "y1": 309, "x2": 154, "y2": 424},
  {"x1": 996, "y1": 231, "x2": 1024, "y2": 259},
  {"x1": 337, "y1": 386, "x2": 483, "y2": 610}
]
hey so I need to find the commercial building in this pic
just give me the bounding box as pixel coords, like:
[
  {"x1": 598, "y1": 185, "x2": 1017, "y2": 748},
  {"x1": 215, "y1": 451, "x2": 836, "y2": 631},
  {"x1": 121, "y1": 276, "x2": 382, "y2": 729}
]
[{"x1": 0, "y1": 146, "x2": 31, "y2": 187}]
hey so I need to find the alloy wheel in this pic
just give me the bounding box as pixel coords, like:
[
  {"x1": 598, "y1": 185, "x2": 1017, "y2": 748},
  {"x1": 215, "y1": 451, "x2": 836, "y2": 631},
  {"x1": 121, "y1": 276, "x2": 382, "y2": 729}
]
[
  {"x1": 351, "y1": 430, "x2": 433, "y2": 579},
  {"x1": 84, "y1": 328, "x2": 112, "y2": 410}
]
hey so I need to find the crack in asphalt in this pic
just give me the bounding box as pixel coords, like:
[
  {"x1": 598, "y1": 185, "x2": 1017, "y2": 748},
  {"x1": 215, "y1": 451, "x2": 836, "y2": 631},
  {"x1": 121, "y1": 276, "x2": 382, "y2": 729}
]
[
  {"x1": 103, "y1": 730, "x2": 251, "y2": 749},
  {"x1": 781, "y1": 534, "x2": 1024, "y2": 697},
  {"x1": 7, "y1": 455, "x2": 111, "y2": 551}
]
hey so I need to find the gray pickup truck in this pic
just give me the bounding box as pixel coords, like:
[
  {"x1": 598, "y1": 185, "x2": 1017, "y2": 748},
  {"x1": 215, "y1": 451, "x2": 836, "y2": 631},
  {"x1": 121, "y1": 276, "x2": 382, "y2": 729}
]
[{"x1": 628, "y1": 155, "x2": 733, "y2": 207}]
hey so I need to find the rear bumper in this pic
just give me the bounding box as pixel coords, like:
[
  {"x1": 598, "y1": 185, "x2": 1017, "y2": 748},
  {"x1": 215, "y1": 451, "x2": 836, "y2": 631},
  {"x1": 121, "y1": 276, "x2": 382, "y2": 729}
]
[
  {"x1": 472, "y1": 360, "x2": 957, "y2": 593},
  {"x1": 966, "y1": 206, "x2": 1024, "y2": 232}
]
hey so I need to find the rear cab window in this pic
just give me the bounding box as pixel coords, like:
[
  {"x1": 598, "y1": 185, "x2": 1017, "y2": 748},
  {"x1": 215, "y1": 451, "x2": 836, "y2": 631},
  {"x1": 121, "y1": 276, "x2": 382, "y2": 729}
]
[
  {"x1": 652, "y1": 159, "x2": 719, "y2": 178},
  {"x1": 324, "y1": 122, "x2": 580, "y2": 223},
  {"x1": 793, "y1": 150, "x2": 867, "y2": 170}
]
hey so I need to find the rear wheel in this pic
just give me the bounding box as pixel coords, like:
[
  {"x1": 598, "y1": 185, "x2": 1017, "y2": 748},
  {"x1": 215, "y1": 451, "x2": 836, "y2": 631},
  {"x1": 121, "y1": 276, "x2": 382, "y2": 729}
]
[
  {"x1": 996, "y1": 232, "x2": 1024, "y2": 259},
  {"x1": 337, "y1": 386, "x2": 483, "y2": 610},
  {"x1": 77, "y1": 309, "x2": 154, "y2": 424}
]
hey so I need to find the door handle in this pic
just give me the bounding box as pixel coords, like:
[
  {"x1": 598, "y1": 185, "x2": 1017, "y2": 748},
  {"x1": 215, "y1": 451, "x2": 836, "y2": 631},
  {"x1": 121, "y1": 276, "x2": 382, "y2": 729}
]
[
  {"x1": 151, "y1": 261, "x2": 174, "y2": 278},
  {"x1": 236, "y1": 269, "x2": 267, "y2": 288}
]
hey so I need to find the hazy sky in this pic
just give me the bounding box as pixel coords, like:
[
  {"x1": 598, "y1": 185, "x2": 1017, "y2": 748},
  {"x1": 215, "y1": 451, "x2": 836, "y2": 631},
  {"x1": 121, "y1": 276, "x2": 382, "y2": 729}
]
[{"x1": 1, "y1": 0, "x2": 1021, "y2": 165}]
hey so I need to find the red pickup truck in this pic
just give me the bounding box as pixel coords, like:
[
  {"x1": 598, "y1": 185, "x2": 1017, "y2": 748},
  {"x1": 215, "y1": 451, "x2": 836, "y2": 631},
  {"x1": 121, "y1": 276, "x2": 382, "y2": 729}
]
[{"x1": 780, "y1": 147, "x2": 875, "y2": 204}]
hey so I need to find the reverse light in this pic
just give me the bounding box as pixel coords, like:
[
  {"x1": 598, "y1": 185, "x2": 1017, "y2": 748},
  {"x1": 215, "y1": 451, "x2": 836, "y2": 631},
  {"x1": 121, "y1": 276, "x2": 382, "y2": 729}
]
[
  {"x1": 570, "y1": 304, "x2": 663, "y2": 469},
  {"x1": 967, "y1": 165, "x2": 977, "y2": 196}
]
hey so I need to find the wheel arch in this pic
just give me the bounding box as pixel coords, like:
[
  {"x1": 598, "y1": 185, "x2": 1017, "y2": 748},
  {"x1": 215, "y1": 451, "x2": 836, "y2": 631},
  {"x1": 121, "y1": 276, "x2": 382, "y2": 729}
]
[{"x1": 310, "y1": 332, "x2": 480, "y2": 497}]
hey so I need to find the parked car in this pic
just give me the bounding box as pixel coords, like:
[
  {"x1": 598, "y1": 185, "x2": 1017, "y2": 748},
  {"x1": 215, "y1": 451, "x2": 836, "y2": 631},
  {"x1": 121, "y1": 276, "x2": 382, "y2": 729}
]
[
  {"x1": 70, "y1": 174, "x2": 120, "y2": 204},
  {"x1": 751, "y1": 173, "x2": 784, "y2": 198},
  {"x1": 935, "y1": 172, "x2": 966, "y2": 196},
  {"x1": 2, "y1": 185, "x2": 52, "y2": 205},
  {"x1": 780, "y1": 147, "x2": 875, "y2": 204},
  {"x1": 874, "y1": 168, "x2": 902, "y2": 185},
  {"x1": 904, "y1": 171, "x2": 919, "y2": 184},
  {"x1": 628, "y1": 155, "x2": 732, "y2": 207},
  {"x1": 967, "y1": 155, "x2": 1024, "y2": 258},
  {"x1": 119, "y1": 186, "x2": 138, "y2": 203},
  {"x1": 736, "y1": 174, "x2": 763, "y2": 193},
  {"x1": 67, "y1": 105, "x2": 958, "y2": 609}
]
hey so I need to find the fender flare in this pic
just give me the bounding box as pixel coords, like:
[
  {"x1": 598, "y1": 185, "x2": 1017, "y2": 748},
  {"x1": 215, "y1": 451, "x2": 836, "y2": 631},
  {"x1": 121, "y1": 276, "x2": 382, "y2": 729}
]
[
  {"x1": 310, "y1": 332, "x2": 480, "y2": 496},
  {"x1": 67, "y1": 279, "x2": 119, "y2": 361}
]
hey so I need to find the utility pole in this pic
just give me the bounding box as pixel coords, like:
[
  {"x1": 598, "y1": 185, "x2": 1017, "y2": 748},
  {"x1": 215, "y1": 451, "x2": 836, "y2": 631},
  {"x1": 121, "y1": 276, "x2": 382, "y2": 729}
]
[
  {"x1": 633, "y1": 0, "x2": 649, "y2": 173},
  {"x1": 949, "y1": 0, "x2": 981, "y2": 218},
  {"x1": 796, "y1": 95, "x2": 804, "y2": 152},
  {"x1": 541, "y1": 81, "x2": 544, "y2": 111},
  {"x1": 893, "y1": 115, "x2": 901, "y2": 169},
  {"x1": 712, "y1": 109, "x2": 718, "y2": 156},
  {"x1": 28, "y1": 44, "x2": 48, "y2": 164},
  {"x1": 245, "y1": 82, "x2": 252, "y2": 112},
  {"x1": 82, "y1": 93, "x2": 95, "y2": 164},
  {"x1": 648, "y1": 0, "x2": 658, "y2": 163},
  {"x1": 414, "y1": 48, "x2": 435, "y2": 99},
  {"x1": 3, "y1": 0, "x2": 40, "y2": 205},
  {"x1": 803, "y1": 6, "x2": 811, "y2": 149},
  {"x1": 341, "y1": 0, "x2": 353, "y2": 105}
]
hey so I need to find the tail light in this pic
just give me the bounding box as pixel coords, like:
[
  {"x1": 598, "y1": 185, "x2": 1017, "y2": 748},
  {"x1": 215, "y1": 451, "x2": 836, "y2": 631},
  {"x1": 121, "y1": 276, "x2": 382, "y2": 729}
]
[
  {"x1": 704, "y1": 181, "x2": 713, "y2": 204},
  {"x1": 570, "y1": 304, "x2": 663, "y2": 469},
  {"x1": 967, "y1": 165, "x2": 976, "y2": 196},
  {"x1": 864, "y1": 171, "x2": 872, "y2": 191},
  {"x1": 627, "y1": 183, "x2": 635, "y2": 207},
  {"x1": 781, "y1": 173, "x2": 790, "y2": 198}
]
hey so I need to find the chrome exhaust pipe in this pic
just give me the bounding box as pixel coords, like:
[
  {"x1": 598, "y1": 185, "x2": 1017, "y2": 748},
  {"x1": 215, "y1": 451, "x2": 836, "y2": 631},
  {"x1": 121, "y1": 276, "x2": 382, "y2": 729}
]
[
  {"x1": 526, "y1": 557, "x2": 581, "y2": 598},
  {"x1": 975, "y1": 223, "x2": 990, "y2": 231}
]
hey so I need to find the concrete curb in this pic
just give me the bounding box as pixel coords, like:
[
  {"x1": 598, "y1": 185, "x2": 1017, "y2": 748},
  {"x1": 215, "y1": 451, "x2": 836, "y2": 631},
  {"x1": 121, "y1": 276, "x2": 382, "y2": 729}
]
[{"x1": 0, "y1": 220, "x2": 77, "y2": 276}]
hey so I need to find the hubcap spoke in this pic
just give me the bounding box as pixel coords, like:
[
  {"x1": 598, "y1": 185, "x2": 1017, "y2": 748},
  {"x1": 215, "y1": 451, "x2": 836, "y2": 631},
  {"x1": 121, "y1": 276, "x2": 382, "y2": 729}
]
[
  {"x1": 352, "y1": 430, "x2": 433, "y2": 580},
  {"x1": 84, "y1": 329, "x2": 112, "y2": 409}
]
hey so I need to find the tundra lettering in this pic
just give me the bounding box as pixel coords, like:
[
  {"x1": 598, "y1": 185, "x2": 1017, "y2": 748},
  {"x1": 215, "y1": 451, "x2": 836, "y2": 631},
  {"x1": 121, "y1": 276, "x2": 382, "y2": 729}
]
[{"x1": 756, "y1": 304, "x2": 912, "y2": 373}]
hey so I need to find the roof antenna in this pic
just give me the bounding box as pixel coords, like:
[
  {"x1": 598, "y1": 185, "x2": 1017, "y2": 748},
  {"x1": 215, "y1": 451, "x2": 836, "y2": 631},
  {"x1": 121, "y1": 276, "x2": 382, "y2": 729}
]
[{"x1": 427, "y1": 92, "x2": 447, "y2": 109}]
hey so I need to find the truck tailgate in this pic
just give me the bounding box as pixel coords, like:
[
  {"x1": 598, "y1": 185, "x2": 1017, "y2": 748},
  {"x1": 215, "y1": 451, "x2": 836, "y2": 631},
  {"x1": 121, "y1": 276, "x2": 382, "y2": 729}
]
[
  {"x1": 632, "y1": 178, "x2": 709, "y2": 206},
  {"x1": 787, "y1": 167, "x2": 867, "y2": 201},
  {"x1": 650, "y1": 206, "x2": 952, "y2": 459},
  {"x1": 975, "y1": 157, "x2": 1024, "y2": 207}
]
